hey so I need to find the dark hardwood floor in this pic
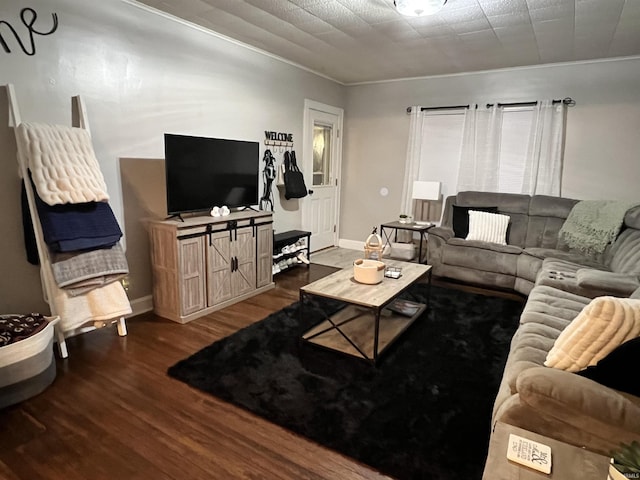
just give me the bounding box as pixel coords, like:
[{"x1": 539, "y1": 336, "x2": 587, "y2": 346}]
[
  {"x1": 0, "y1": 264, "x2": 523, "y2": 480},
  {"x1": 0, "y1": 264, "x2": 394, "y2": 480}
]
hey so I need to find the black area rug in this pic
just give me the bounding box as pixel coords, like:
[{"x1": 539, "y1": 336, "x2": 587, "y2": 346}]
[{"x1": 168, "y1": 285, "x2": 523, "y2": 480}]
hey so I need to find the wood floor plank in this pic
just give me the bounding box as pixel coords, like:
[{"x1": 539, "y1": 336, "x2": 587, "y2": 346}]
[{"x1": 0, "y1": 264, "x2": 391, "y2": 480}]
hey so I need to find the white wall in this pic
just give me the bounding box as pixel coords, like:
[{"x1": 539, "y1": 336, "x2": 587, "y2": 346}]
[
  {"x1": 340, "y1": 57, "x2": 640, "y2": 243},
  {"x1": 0, "y1": 0, "x2": 345, "y2": 311}
]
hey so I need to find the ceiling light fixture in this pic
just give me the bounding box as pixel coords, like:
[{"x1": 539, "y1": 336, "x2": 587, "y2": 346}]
[{"x1": 394, "y1": 0, "x2": 447, "y2": 17}]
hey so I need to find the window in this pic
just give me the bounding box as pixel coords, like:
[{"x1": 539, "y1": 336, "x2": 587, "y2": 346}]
[
  {"x1": 417, "y1": 110, "x2": 465, "y2": 201},
  {"x1": 413, "y1": 102, "x2": 564, "y2": 197},
  {"x1": 498, "y1": 107, "x2": 534, "y2": 193}
]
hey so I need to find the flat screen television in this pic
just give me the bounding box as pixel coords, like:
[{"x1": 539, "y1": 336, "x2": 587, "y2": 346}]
[{"x1": 164, "y1": 133, "x2": 259, "y2": 215}]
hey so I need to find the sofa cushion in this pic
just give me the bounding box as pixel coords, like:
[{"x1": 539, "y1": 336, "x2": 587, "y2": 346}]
[
  {"x1": 607, "y1": 229, "x2": 640, "y2": 274},
  {"x1": 624, "y1": 205, "x2": 640, "y2": 230},
  {"x1": 504, "y1": 322, "x2": 563, "y2": 392},
  {"x1": 466, "y1": 210, "x2": 510, "y2": 245},
  {"x1": 536, "y1": 258, "x2": 610, "y2": 297},
  {"x1": 452, "y1": 205, "x2": 498, "y2": 238},
  {"x1": 442, "y1": 240, "x2": 521, "y2": 275},
  {"x1": 517, "y1": 248, "x2": 596, "y2": 286},
  {"x1": 577, "y1": 337, "x2": 640, "y2": 396},
  {"x1": 525, "y1": 195, "x2": 577, "y2": 249},
  {"x1": 576, "y1": 269, "x2": 640, "y2": 297},
  {"x1": 525, "y1": 215, "x2": 568, "y2": 249},
  {"x1": 514, "y1": 367, "x2": 640, "y2": 453},
  {"x1": 516, "y1": 253, "x2": 543, "y2": 286},
  {"x1": 528, "y1": 195, "x2": 578, "y2": 219},
  {"x1": 525, "y1": 248, "x2": 600, "y2": 265},
  {"x1": 522, "y1": 285, "x2": 590, "y2": 325},
  {"x1": 455, "y1": 191, "x2": 530, "y2": 215},
  {"x1": 544, "y1": 296, "x2": 640, "y2": 372}
]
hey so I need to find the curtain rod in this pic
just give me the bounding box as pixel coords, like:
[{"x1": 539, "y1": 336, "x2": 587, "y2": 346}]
[
  {"x1": 486, "y1": 97, "x2": 576, "y2": 108},
  {"x1": 406, "y1": 104, "x2": 469, "y2": 114},
  {"x1": 406, "y1": 97, "x2": 576, "y2": 114}
]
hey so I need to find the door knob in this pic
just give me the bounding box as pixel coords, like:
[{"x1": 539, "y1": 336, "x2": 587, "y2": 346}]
[{"x1": 308, "y1": 189, "x2": 314, "y2": 195}]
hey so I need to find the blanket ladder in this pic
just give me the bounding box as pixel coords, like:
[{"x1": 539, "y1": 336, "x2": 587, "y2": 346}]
[{"x1": 6, "y1": 84, "x2": 128, "y2": 358}]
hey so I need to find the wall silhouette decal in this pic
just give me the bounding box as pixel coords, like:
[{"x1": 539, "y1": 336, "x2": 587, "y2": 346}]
[{"x1": 0, "y1": 8, "x2": 58, "y2": 56}]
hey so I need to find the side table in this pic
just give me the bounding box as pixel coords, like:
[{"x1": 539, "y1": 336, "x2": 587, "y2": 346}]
[
  {"x1": 483, "y1": 422, "x2": 609, "y2": 480},
  {"x1": 380, "y1": 221, "x2": 433, "y2": 264}
]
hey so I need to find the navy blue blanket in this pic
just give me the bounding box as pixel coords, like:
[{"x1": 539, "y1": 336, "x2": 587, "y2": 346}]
[{"x1": 31, "y1": 181, "x2": 122, "y2": 252}]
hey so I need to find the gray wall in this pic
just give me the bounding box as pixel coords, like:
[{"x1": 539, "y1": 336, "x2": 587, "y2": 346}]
[
  {"x1": 341, "y1": 57, "x2": 640, "y2": 243},
  {"x1": 0, "y1": 0, "x2": 345, "y2": 312},
  {"x1": 2, "y1": 0, "x2": 638, "y2": 314}
]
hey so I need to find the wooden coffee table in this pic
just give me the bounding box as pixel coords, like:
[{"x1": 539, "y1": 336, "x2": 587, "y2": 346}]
[{"x1": 300, "y1": 260, "x2": 431, "y2": 365}]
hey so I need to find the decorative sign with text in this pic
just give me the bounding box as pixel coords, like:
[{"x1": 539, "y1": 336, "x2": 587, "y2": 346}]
[
  {"x1": 265, "y1": 131, "x2": 293, "y2": 143},
  {"x1": 0, "y1": 8, "x2": 58, "y2": 56}
]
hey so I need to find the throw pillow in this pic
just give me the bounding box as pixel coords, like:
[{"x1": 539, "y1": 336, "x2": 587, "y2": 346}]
[
  {"x1": 451, "y1": 205, "x2": 498, "y2": 238},
  {"x1": 544, "y1": 296, "x2": 640, "y2": 372},
  {"x1": 577, "y1": 337, "x2": 640, "y2": 396},
  {"x1": 465, "y1": 210, "x2": 510, "y2": 245}
]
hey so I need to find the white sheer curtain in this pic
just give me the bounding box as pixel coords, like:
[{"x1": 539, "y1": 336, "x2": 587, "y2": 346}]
[
  {"x1": 456, "y1": 104, "x2": 503, "y2": 192},
  {"x1": 400, "y1": 106, "x2": 424, "y2": 215},
  {"x1": 521, "y1": 100, "x2": 566, "y2": 196},
  {"x1": 403, "y1": 100, "x2": 566, "y2": 207}
]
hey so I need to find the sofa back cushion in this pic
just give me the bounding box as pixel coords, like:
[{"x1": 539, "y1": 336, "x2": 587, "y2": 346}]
[
  {"x1": 525, "y1": 195, "x2": 578, "y2": 249},
  {"x1": 454, "y1": 191, "x2": 531, "y2": 246},
  {"x1": 624, "y1": 205, "x2": 640, "y2": 230},
  {"x1": 607, "y1": 228, "x2": 640, "y2": 274}
]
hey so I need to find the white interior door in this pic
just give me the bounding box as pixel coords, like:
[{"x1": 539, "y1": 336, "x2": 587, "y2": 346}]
[{"x1": 302, "y1": 100, "x2": 343, "y2": 252}]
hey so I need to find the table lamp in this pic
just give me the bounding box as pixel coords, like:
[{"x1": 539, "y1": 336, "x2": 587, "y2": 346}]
[{"x1": 412, "y1": 181, "x2": 441, "y2": 224}]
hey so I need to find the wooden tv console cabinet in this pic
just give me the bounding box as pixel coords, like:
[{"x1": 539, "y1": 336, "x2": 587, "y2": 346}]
[{"x1": 149, "y1": 211, "x2": 274, "y2": 323}]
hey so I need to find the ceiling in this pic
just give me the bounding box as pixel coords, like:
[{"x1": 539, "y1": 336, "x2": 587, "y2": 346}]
[{"x1": 134, "y1": 0, "x2": 640, "y2": 84}]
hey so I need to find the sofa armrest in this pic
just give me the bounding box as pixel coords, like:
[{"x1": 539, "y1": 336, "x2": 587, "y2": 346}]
[
  {"x1": 516, "y1": 367, "x2": 640, "y2": 440},
  {"x1": 427, "y1": 226, "x2": 454, "y2": 242},
  {"x1": 576, "y1": 268, "x2": 640, "y2": 297}
]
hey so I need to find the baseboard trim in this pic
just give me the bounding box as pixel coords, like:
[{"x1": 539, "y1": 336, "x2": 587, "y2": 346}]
[
  {"x1": 127, "y1": 295, "x2": 154, "y2": 318},
  {"x1": 338, "y1": 239, "x2": 364, "y2": 250}
]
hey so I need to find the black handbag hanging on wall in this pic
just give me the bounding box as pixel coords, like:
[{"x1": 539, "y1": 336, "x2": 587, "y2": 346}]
[{"x1": 283, "y1": 151, "x2": 308, "y2": 200}]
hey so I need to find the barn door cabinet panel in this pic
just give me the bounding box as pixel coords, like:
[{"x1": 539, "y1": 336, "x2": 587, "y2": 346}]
[
  {"x1": 256, "y1": 224, "x2": 274, "y2": 288},
  {"x1": 206, "y1": 226, "x2": 256, "y2": 306},
  {"x1": 149, "y1": 211, "x2": 274, "y2": 324}
]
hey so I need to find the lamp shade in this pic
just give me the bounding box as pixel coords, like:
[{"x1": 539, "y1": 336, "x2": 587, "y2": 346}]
[
  {"x1": 412, "y1": 181, "x2": 441, "y2": 201},
  {"x1": 394, "y1": 0, "x2": 447, "y2": 17}
]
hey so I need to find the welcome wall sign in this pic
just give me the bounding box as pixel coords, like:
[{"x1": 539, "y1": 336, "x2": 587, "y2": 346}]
[
  {"x1": 265, "y1": 131, "x2": 293, "y2": 143},
  {"x1": 0, "y1": 7, "x2": 58, "y2": 56}
]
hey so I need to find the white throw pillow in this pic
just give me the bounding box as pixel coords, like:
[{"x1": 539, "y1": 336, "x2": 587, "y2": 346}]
[
  {"x1": 544, "y1": 296, "x2": 640, "y2": 372},
  {"x1": 465, "y1": 210, "x2": 510, "y2": 245}
]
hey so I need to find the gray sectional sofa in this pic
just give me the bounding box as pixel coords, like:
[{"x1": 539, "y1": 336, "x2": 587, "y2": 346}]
[
  {"x1": 425, "y1": 192, "x2": 640, "y2": 470},
  {"x1": 489, "y1": 285, "x2": 640, "y2": 464},
  {"x1": 427, "y1": 191, "x2": 640, "y2": 296}
]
